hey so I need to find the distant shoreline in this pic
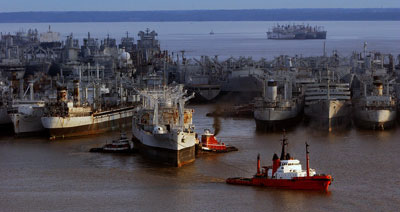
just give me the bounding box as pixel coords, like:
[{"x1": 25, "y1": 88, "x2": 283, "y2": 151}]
[{"x1": 0, "y1": 9, "x2": 399, "y2": 23}]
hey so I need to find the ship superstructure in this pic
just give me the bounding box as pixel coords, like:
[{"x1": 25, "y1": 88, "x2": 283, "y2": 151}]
[
  {"x1": 354, "y1": 76, "x2": 397, "y2": 130},
  {"x1": 183, "y1": 56, "x2": 221, "y2": 102},
  {"x1": 254, "y1": 77, "x2": 303, "y2": 131},
  {"x1": 41, "y1": 77, "x2": 138, "y2": 139},
  {"x1": 267, "y1": 24, "x2": 327, "y2": 40},
  {"x1": 304, "y1": 69, "x2": 351, "y2": 131},
  {"x1": 132, "y1": 84, "x2": 196, "y2": 167},
  {"x1": 226, "y1": 134, "x2": 333, "y2": 191}
]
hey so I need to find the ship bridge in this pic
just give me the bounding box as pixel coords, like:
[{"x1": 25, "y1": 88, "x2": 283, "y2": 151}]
[{"x1": 267, "y1": 159, "x2": 316, "y2": 179}]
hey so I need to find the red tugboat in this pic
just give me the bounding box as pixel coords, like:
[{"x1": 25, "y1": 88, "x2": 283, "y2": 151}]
[
  {"x1": 198, "y1": 129, "x2": 238, "y2": 153},
  {"x1": 226, "y1": 134, "x2": 333, "y2": 191}
]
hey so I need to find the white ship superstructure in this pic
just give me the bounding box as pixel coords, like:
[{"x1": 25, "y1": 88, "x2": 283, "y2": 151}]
[
  {"x1": 254, "y1": 78, "x2": 303, "y2": 130},
  {"x1": 304, "y1": 70, "x2": 351, "y2": 131},
  {"x1": 132, "y1": 84, "x2": 196, "y2": 167}
]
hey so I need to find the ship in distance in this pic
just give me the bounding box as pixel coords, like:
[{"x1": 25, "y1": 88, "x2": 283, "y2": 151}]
[{"x1": 267, "y1": 23, "x2": 327, "y2": 40}]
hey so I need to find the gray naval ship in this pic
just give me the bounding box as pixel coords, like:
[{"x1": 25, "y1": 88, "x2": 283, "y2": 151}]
[
  {"x1": 353, "y1": 76, "x2": 397, "y2": 130},
  {"x1": 304, "y1": 69, "x2": 351, "y2": 131},
  {"x1": 254, "y1": 78, "x2": 303, "y2": 131},
  {"x1": 182, "y1": 55, "x2": 221, "y2": 102},
  {"x1": 267, "y1": 24, "x2": 327, "y2": 40},
  {"x1": 8, "y1": 79, "x2": 46, "y2": 135}
]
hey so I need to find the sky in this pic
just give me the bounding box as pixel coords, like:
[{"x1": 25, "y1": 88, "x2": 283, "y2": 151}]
[{"x1": 0, "y1": 0, "x2": 399, "y2": 12}]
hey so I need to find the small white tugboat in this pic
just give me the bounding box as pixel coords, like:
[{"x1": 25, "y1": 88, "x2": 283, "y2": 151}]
[{"x1": 90, "y1": 133, "x2": 135, "y2": 153}]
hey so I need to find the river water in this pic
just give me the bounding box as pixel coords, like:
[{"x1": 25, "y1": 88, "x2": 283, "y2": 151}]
[
  {"x1": 1, "y1": 21, "x2": 400, "y2": 211},
  {"x1": 1, "y1": 104, "x2": 399, "y2": 211}
]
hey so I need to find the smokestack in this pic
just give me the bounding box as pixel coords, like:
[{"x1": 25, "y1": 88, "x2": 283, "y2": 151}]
[
  {"x1": 73, "y1": 80, "x2": 80, "y2": 106},
  {"x1": 272, "y1": 153, "x2": 280, "y2": 177},
  {"x1": 266, "y1": 80, "x2": 277, "y2": 102},
  {"x1": 57, "y1": 86, "x2": 67, "y2": 102}
]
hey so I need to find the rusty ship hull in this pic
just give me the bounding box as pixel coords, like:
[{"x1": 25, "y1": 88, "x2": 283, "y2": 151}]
[{"x1": 41, "y1": 107, "x2": 136, "y2": 139}]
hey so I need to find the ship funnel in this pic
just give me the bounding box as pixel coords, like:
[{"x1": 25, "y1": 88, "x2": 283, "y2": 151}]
[
  {"x1": 272, "y1": 153, "x2": 280, "y2": 177},
  {"x1": 57, "y1": 86, "x2": 68, "y2": 102},
  {"x1": 265, "y1": 80, "x2": 277, "y2": 102},
  {"x1": 73, "y1": 80, "x2": 80, "y2": 106},
  {"x1": 373, "y1": 77, "x2": 383, "y2": 96},
  {"x1": 377, "y1": 84, "x2": 383, "y2": 96},
  {"x1": 29, "y1": 81, "x2": 34, "y2": 101}
]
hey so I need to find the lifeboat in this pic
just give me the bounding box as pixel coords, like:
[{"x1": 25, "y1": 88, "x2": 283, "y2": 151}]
[
  {"x1": 226, "y1": 134, "x2": 332, "y2": 191},
  {"x1": 198, "y1": 129, "x2": 238, "y2": 153}
]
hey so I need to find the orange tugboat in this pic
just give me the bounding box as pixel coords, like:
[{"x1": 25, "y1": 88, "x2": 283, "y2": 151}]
[{"x1": 226, "y1": 134, "x2": 333, "y2": 191}]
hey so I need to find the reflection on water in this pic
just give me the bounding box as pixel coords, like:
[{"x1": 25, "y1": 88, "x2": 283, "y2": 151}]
[{"x1": 1, "y1": 104, "x2": 399, "y2": 211}]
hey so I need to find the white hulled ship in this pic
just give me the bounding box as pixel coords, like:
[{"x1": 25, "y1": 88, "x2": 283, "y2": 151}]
[
  {"x1": 304, "y1": 69, "x2": 351, "y2": 131},
  {"x1": 254, "y1": 78, "x2": 303, "y2": 131},
  {"x1": 132, "y1": 84, "x2": 196, "y2": 167}
]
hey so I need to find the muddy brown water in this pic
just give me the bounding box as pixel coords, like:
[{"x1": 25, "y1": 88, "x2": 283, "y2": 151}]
[{"x1": 0, "y1": 104, "x2": 399, "y2": 211}]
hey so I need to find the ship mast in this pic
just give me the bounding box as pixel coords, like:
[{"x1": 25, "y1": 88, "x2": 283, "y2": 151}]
[
  {"x1": 280, "y1": 132, "x2": 288, "y2": 160},
  {"x1": 306, "y1": 142, "x2": 310, "y2": 177},
  {"x1": 257, "y1": 154, "x2": 261, "y2": 175}
]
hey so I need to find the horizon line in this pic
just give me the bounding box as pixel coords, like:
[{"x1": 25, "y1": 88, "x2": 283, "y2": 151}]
[{"x1": 1, "y1": 8, "x2": 400, "y2": 13}]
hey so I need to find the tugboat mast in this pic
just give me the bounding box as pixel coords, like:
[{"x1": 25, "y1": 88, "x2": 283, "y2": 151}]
[
  {"x1": 306, "y1": 142, "x2": 310, "y2": 177},
  {"x1": 280, "y1": 132, "x2": 288, "y2": 160}
]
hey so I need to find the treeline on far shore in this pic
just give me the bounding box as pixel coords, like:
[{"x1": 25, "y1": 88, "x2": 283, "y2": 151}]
[{"x1": 0, "y1": 8, "x2": 399, "y2": 23}]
